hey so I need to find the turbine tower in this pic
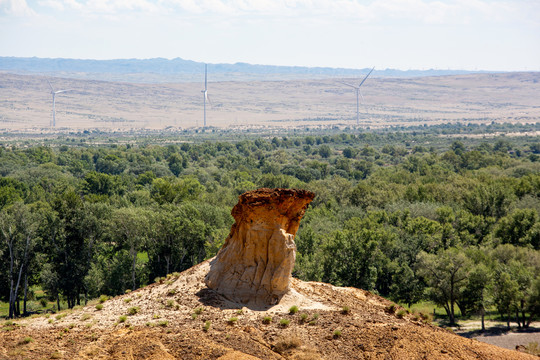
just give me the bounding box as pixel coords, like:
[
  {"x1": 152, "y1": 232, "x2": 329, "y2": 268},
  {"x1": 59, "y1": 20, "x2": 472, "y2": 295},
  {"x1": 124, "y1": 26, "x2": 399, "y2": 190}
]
[
  {"x1": 339, "y1": 67, "x2": 375, "y2": 126},
  {"x1": 201, "y1": 64, "x2": 210, "y2": 128},
  {"x1": 47, "y1": 80, "x2": 72, "y2": 127}
]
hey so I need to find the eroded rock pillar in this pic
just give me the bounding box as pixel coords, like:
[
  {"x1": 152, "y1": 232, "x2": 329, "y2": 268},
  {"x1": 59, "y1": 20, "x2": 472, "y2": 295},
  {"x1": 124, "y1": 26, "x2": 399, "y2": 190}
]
[{"x1": 205, "y1": 188, "x2": 315, "y2": 304}]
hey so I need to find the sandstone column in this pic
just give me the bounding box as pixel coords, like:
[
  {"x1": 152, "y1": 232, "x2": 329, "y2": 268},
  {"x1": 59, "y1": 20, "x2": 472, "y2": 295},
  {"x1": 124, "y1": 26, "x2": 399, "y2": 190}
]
[{"x1": 205, "y1": 188, "x2": 315, "y2": 304}]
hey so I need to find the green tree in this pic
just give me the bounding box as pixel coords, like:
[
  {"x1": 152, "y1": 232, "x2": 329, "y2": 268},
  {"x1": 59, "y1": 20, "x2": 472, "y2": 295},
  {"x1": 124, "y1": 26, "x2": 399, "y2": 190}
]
[
  {"x1": 416, "y1": 247, "x2": 472, "y2": 325},
  {"x1": 0, "y1": 203, "x2": 39, "y2": 318}
]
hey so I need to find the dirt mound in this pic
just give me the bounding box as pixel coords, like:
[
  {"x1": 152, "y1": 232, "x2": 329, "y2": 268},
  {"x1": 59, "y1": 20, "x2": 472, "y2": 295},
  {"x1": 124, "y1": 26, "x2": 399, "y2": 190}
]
[{"x1": 1, "y1": 260, "x2": 536, "y2": 359}]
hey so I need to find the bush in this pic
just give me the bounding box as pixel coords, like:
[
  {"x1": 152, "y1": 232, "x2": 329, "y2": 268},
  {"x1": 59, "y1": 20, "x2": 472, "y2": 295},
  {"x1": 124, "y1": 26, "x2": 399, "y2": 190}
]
[
  {"x1": 118, "y1": 315, "x2": 127, "y2": 323},
  {"x1": 227, "y1": 317, "x2": 238, "y2": 325},
  {"x1": 289, "y1": 305, "x2": 299, "y2": 314},
  {"x1": 21, "y1": 337, "x2": 33, "y2": 344},
  {"x1": 95, "y1": 304, "x2": 103, "y2": 311},
  {"x1": 99, "y1": 295, "x2": 109, "y2": 303},
  {"x1": 333, "y1": 329, "x2": 342, "y2": 338},
  {"x1": 262, "y1": 316, "x2": 272, "y2": 324},
  {"x1": 396, "y1": 310, "x2": 406, "y2": 319},
  {"x1": 124, "y1": 298, "x2": 132, "y2": 303},
  {"x1": 39, "y1": 298, "x2": 48, "y2": 308},
  {"x1": 167, "y1": 289, "x2": 176, "y2": 296},
  {"x1": 300, "y1": 313, "x2": 309, "y2": 322},
  {"x1": 157, "y1": 320, "x2": 168, "y2": 327},
  {"x1": 341, "y1": 306, "x2": 351, "y2": 315}
]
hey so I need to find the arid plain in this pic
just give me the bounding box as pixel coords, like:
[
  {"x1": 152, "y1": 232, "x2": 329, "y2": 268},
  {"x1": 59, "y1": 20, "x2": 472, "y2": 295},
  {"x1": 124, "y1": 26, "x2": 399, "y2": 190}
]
[{"x1": 0, "y1": 72, "x2": 539, "y2": 132}]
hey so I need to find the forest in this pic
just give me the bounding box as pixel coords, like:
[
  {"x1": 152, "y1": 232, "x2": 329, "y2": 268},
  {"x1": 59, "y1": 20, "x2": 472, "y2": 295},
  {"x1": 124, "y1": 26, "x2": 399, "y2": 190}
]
[{"x1": 0, "y1": 122, "x2": 539, "y2": 329}]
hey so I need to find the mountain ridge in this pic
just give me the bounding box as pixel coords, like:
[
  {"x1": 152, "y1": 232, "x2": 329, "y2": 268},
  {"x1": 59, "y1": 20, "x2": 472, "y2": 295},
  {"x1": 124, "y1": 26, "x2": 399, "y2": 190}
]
[{"x1": 0, "y1": 56, "x2": 490, "y2": 83}]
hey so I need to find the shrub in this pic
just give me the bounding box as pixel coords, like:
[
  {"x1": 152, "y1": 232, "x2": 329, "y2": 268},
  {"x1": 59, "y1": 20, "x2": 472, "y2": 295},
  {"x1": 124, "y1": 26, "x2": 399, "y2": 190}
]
[
  {"x1": 203, "y1": 320, "x2": 211, "y2": 332},
  {"x1": 289, "y1": 305, "x2": 299, "y2": 314},
  {"x1": 333, "y1": 329, "x2": 342, "y2": 338},
  {"x1": 227, "y1": 317, "x2": 238, "y2": 325},
  {"x1": 99, "y1": 295, "x2": 108, "y2": 303},
  {"x1": 81, "y1": 313, "x2": 91, "y2": 321},
  {"x1": 118, "y1": 315, "x2": 127, "y2": 323},
  {"x1": 55, "y1": 314, "x2": 65, "y2": 321},
  {"x1": 95, "y1": 304, "x2": 103, "y2": 311},
  {"x1": 124, "y1": 298, "x2": 132, "y2": 303},
  {"x1": 21, "y1": 336, "x2": 33, "y2": 344},
  {"x1": 157, "y1": 320, "x2": 168, "y2": 327},
  {"x1": 167, "y1": 289, "x2": 176, "y2": 296},
  {"x1": 166, "y1": 300, "x2": 174, "y2": 307},
  {"x1": 191, "y1": 313, "x2": 198, "y2": 320},
  {"x1": 385, "y1": 304, "x2": 396, "y2": 314},
  {"x1": 300, "y1": 313, "x2": 309, "y2": 322},
  {"x1": 262, "y1": 316, "x2": 272, "y2": 324},
  {"x1": 236, "y1": 309, "x2": 244, "y2": 315},
  {"x1": 279, "y1": 319, "x2": 290, "y2": 327},
  {"x1": 125, "y1": 289, "x2": 131, "y2": 294},
  {"x1": 396, "y1": 310, "x2": 406, "y2": 319},
  {"x1": 127, "y1": 307, "x2": 140, "y2": 316},
  {"x1": 341, "y1": 306, "x2": 351, "y2": 315},
  {"x1": 39, "y1": 298, "x2": 48, "y2": 308}
]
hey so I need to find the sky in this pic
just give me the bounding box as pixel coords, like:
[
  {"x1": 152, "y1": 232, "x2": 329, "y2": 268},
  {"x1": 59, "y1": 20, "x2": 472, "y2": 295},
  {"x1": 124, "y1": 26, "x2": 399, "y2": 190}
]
[{"x1": 0, "y1": 0, "x2": 539, "y2": 71}]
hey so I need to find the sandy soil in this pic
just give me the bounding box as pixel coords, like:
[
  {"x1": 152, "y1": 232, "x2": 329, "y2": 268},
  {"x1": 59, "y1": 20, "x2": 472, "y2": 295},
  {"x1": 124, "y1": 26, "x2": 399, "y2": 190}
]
[
  {"x1": 0, "y1": 72, "x2": 539, "y2": 131},
  {"x1": 1, "y1": 260, "x2": 537, "y2": 359}
]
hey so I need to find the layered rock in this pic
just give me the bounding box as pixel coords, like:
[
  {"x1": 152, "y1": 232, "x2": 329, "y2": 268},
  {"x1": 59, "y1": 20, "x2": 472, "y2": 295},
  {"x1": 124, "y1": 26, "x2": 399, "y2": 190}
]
[{"x1": 205, "y1": 188, "x2": 315, "y2": 304}]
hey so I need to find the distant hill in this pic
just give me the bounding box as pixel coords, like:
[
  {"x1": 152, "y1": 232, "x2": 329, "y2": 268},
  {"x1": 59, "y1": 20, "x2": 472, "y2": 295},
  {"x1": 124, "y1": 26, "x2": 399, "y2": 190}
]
[{"x1": 0, "y1": 56, "x2": 485, "y2": 83}]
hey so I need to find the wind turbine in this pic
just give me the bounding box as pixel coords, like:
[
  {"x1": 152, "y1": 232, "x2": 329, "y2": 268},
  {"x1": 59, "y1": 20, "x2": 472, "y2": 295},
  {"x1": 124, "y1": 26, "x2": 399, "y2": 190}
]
[
  {"x1": 47, "y1": 80, "x2": 72, "y2": 127},
  {"x1": 339, "y1": 67, "x2": 375, "y2": 126},
  {"x1": 201, "y1": 64, "x2": 212, "y2": 128}
]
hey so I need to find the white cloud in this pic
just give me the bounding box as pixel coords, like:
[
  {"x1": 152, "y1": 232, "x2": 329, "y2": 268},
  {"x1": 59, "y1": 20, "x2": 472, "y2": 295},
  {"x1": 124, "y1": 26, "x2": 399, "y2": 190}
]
[{"x1": 0, "y1": 0, "x2": 36, "y2": 16}]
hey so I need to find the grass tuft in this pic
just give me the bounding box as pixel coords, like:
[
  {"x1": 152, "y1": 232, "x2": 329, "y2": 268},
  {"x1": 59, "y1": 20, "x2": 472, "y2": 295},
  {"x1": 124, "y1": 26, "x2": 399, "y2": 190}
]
[
  {"x1": 203, "y1": 320, "x2": 211, "y2": 332},
  {"x1": 95, "y1": 304, "x2": 103, "y2": 311},
  {"x1": 98, "y1": 295, "x2": 108, "y2": 303},
  {"x1": 279, "y1": 319, "x2": 290, "y2": 327},
  {"x1": 227, "y1": 317, "x2": 238, "y2": 325},
  {"x1": 118, "y1": 315, "x2": 127, "y2": 323},
  {"x1": 333, "y1": 329, "x2": 342, "y2": 338},
  {"x1": 341, "y1": 306, "x2": 351, "y2": 315},
  {"x1": 127, "y1": 306, "x2": 140, "y2": 316},
  {"x1": 262, "y1": 316, "x2": 272, "y2": 324},
  {"x1": 194, "y1": 307, "x2": 204, "y2": 315},
  {"x1": 289, "y1": 305, "x2": 299, "y2": 314}
]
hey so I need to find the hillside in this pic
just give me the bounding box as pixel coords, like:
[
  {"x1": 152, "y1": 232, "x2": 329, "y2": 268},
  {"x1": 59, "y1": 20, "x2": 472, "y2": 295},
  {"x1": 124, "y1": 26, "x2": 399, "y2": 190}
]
[{"x1": 0, "y1": 260, "x2": 536, "y2": 360}]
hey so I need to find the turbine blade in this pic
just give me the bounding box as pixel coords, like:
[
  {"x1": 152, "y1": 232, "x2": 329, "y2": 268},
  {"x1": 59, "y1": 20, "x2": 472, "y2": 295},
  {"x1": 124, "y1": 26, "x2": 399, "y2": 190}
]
[
  {"x1": 204, "y1": 64, "x2": 207, "y2": 90},
  {"x1": 47, "y1": 80, "x2": 54, "y2": 92},
  {"x1": 55, "y1": 89, "x2": 73, "y2": 94},
  {"x1": 358, "y1": 67, "x2": 375, "y2": 87},
  {"x1": 338, "y1": 81, "x2": 358, "y2": 89},
  {"x1": 206, "y1": 93, "x2": 213, "y2": 107},
  {"x1": 360, "y1": 90, "x2": 369, "y2": 114}
]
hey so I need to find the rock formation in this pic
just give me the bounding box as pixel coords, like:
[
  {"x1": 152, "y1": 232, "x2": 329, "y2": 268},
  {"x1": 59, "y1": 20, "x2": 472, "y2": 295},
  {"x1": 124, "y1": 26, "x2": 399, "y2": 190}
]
[{"x1": 205, "y1": 188, "x2": 315, "y2": 304}]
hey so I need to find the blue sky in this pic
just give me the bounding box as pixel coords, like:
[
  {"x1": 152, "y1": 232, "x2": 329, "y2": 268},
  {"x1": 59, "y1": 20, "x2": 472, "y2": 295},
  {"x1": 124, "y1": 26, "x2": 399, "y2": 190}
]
[{"x1": 1, "y1": 0, "x2": 539, "y2": 71}]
